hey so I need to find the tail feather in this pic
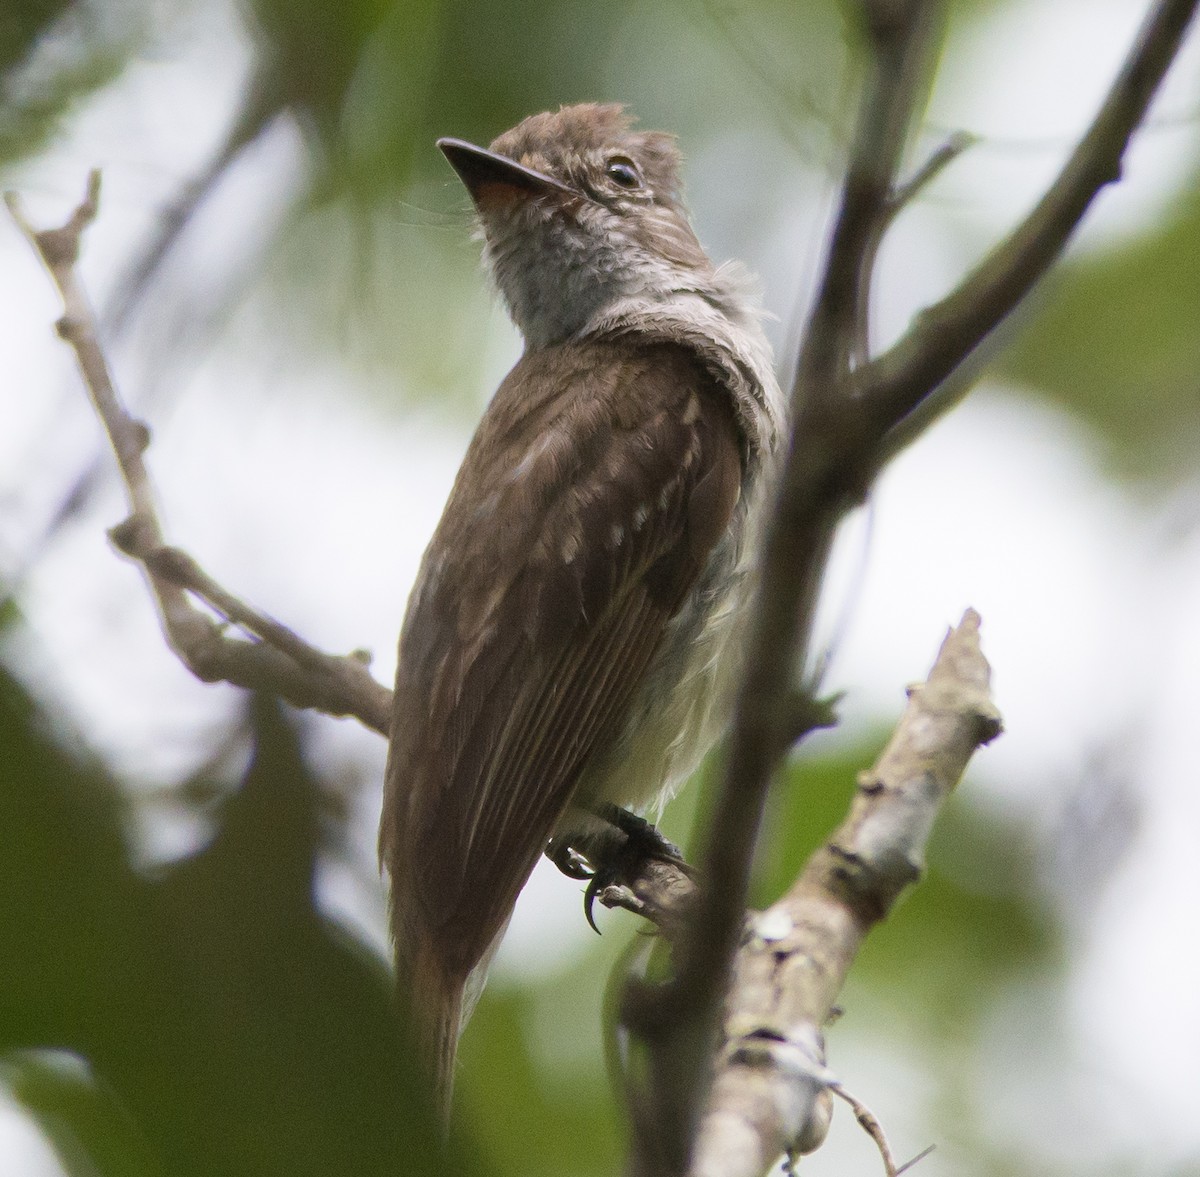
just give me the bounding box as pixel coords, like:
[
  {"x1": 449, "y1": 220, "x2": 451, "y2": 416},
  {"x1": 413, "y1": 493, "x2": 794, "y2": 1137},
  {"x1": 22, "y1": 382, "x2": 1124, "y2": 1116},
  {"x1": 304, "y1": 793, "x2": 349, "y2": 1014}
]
[{"x1": 408, "y1": 936, "x2": 465, "y2": 1126}]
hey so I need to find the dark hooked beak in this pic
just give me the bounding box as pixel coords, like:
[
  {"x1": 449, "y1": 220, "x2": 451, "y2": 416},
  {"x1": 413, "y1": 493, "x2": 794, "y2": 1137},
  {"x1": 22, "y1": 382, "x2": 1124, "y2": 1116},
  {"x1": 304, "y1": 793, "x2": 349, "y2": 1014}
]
[{"x1": 437, "y1": 137, "x2": 573, "y2": 201}]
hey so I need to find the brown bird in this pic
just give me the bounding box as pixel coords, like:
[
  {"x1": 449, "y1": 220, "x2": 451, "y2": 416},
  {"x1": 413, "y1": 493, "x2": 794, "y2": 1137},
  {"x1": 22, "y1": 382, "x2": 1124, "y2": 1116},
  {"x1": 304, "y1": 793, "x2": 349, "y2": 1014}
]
[{"x1": 380, "y1": 103, "x2": 783, "y2": 1117}]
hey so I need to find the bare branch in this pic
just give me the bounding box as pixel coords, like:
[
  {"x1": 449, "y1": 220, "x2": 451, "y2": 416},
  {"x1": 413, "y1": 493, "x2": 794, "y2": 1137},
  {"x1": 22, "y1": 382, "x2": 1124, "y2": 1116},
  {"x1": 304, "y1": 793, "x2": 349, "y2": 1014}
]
[
  {"x1": 801, "y1": 0, "x2": 947, "y2": 384},
  {"x1": 688, "y1": 610, "x2": 1000, "y2": 1177},
  {"x1": 6, "y1": 175, "x2": 394, "y2": 736},
  {"x1": 827, "y1": 1084, "x2": 905, "y2": 1177},
  {"x1": 626, "y1": 8, "x2": 949, "y2": 1174},
  {"x1": 626, "y1": 4, "x2": 1197, "y2": 1170},
  {"x1": 862, "y1": 0, "x2": 1200, "y2": 437},
  {"x1": 593, "y1": 615, "x2": 992, "y2": 1176},
  {"x1": 886, "y1": 130, "x2": 976, "y2": 224}
]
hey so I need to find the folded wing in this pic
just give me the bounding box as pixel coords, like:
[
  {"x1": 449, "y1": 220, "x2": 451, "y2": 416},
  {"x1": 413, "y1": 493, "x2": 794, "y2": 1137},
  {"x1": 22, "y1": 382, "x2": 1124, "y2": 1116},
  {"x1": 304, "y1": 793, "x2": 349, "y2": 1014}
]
[{"x1": 383, "y1": 337, "x2": 743, "y2": 982}]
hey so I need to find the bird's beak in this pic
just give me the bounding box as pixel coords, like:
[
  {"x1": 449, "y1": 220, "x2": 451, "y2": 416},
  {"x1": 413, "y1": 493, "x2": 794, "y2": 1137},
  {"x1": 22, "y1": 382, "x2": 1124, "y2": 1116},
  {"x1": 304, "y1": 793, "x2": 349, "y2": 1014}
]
[{"x1": 437, "y1": 138, "x2": 573, "y2": 204}]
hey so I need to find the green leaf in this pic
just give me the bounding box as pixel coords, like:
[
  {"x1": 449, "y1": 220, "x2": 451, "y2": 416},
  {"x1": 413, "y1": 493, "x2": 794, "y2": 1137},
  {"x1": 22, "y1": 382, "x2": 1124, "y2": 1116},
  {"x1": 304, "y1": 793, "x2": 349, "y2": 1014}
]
[
  {"x1": 0, "y1": 677, "x2": 452, "y2": 1177},
  {"x1": 2, "y1": 1049, "x2": 162, "y2": 1177},
  {"x1": 459, "y1": 939, "x2": 628, "y2": 1177}
]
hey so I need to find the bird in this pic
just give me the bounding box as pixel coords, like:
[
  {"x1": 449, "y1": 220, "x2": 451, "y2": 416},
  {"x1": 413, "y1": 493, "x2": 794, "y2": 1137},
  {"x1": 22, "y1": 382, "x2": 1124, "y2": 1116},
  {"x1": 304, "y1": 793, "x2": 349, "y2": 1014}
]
[{"x1": 380, "y1": 102, "x2": 784, "y2": 1119}]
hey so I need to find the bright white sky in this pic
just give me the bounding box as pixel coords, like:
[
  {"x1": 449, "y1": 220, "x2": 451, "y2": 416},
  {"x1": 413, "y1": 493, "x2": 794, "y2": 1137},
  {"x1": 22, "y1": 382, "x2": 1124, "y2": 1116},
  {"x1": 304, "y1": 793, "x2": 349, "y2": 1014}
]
[{"x1": 2, "y1": 1, "x2": 1199, "y2": 1173}]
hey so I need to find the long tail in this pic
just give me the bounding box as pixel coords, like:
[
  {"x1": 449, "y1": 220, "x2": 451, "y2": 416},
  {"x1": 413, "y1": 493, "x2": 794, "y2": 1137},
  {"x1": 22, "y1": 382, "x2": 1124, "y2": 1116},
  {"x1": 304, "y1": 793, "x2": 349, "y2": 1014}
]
[{"x1": 407, "y1": 935, "x2": 465, "y2": 1127}]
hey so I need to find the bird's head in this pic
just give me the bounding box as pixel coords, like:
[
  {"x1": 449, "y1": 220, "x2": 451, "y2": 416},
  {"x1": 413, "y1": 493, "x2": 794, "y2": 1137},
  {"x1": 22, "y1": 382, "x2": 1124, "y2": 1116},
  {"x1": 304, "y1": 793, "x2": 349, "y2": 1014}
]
[{"x1": 439, "y1": 103, "x2": 714, "y2": 348}]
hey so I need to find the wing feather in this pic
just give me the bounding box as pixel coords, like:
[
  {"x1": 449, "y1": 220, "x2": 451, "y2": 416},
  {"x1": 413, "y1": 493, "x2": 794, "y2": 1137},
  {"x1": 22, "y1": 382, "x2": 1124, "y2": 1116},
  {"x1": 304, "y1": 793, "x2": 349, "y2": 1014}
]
[{"x1": 383, "y1": 337, "x2": 743, "y2": 982}]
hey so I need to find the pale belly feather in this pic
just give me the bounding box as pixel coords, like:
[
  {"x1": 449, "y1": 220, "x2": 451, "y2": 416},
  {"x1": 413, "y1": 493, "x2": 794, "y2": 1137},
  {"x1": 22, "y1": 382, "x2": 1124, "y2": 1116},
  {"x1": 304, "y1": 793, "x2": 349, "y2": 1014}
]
[{"x1": 567, "y1": 487, "x2": 761, "y2": 824}]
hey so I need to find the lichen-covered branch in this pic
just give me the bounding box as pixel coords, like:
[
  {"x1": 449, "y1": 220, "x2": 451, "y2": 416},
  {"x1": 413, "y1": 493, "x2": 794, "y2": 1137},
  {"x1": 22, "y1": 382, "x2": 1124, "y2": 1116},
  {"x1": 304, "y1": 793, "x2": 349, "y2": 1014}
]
[
  {"x1": 602, "y1": 613, "x2": 998, "y2": 1177},
  {"x1": 690, "y1": 609, "x2": 999, "y2": 1177}
]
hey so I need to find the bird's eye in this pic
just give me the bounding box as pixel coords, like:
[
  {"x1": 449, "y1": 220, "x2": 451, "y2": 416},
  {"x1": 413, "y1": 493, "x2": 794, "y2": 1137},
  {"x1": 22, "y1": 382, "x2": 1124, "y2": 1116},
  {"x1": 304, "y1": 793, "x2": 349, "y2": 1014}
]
[{"x1": 604, "y1": 156, "x2": 643, "y2": 190}]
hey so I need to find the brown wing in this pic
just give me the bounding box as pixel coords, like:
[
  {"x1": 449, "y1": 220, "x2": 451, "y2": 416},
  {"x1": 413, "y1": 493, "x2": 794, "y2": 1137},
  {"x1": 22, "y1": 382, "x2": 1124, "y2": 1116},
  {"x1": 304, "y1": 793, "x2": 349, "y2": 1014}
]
[{"x1": 383, "y1": 337, "x2": 742, "y2": 981}]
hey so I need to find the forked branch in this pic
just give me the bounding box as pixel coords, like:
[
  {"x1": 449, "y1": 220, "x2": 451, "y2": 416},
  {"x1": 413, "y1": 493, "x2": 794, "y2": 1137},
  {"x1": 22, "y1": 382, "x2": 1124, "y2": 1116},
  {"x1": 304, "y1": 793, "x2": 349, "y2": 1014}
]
[
  {"x1": 8, "y1": 4, "x2": 1197, "y2": 1171},
  {"x1": 866, "y1": 0, "x2": 1200, "y2": 453},
  {"x1": 643, "y1": 1, "x2": 1200, "y2": 1173},
  {"x1": 6, "y1": 176, "x2": 393, "y2": 735}
]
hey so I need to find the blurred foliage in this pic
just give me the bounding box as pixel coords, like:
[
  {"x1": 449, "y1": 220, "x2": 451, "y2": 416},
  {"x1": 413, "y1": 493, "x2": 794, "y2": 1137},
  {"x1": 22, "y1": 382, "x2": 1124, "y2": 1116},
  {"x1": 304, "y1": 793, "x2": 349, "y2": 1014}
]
[
  {"x1": 229, "y1": 0, "x2": 848, "y2": 201},
  {"x1": 459, "y1": 983, "x2": 626, "y2": 1177},
  {"x1": 11, "y1": 0, "x2": 1197, "y2": 476},
  {"x1": 0, "y1": 670, "x2": 452, "y2": 1177},
  {"x1": 1, "y1": 1050, "x2": 161, "y2": 1177},
  {"x1": 0, "y1": 644, "x2": 1057, "y2": 1174},
  {"x1": 0, "y1": 0, "x2": 147, "y2": 164},
  {"x1": 2, "y1": 0, "x2": 857, "y2": 413},
  {"x1": 1, "y1": 0, "x2": 1194, "y2": 1171},
  {"x1": 998, "y1": 163, "x2": 1200, "y2": 477}
]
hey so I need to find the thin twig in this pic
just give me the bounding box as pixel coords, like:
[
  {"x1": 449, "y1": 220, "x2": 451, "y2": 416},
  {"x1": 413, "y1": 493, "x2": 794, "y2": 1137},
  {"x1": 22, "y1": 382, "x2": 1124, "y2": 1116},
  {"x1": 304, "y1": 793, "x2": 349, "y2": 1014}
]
[
  {"x1": 805, "y1": 0, "x2": 947, "y2": 385},
  {"x1": 698, "y1": 0, "x2": 835, "y2": 160},
  {"x1": 894, "y1": 1144, "x2": 937, "y2": 1176},
  {"x1": 832, "y1": 1084, "x2": 899, "y2": 1175},
  {"x1": 6, "y1": 175, "x2": 394, "y2": 735},
  {"x1": 885, "y1": 130, "x2": 976, "y2": 224}
]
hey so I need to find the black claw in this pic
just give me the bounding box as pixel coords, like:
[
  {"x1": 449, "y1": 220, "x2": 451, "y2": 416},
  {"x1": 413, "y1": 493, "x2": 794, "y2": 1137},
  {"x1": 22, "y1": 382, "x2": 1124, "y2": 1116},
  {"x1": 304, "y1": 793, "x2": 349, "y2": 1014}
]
[
  {"x1": 583, "y1": 876, "x2": 603, "y2": 934},
  {"x1": 546, "y1": 836, "x2": 595, "y2": 880},
  {"x1": 547, "y1": 804, "x2": 692, "y2": 935}
]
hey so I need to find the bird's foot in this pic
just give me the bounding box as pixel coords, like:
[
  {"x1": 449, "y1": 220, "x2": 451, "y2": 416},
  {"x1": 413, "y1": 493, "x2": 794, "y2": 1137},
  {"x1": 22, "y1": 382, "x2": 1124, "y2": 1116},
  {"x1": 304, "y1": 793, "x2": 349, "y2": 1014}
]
[
  {"x1": 545, "y1": 837, "x2": 594, "y2": 881},
  {"x1": 546, "y1": 804, "x2": 689, "y2": 933}
]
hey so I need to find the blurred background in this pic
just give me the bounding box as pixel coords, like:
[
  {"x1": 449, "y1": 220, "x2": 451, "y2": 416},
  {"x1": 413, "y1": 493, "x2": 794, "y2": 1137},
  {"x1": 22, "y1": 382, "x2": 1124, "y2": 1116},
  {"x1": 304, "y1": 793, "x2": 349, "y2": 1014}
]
[{"x1": 2, "y1": 0, "x2": 1199, "y2": 1174}]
